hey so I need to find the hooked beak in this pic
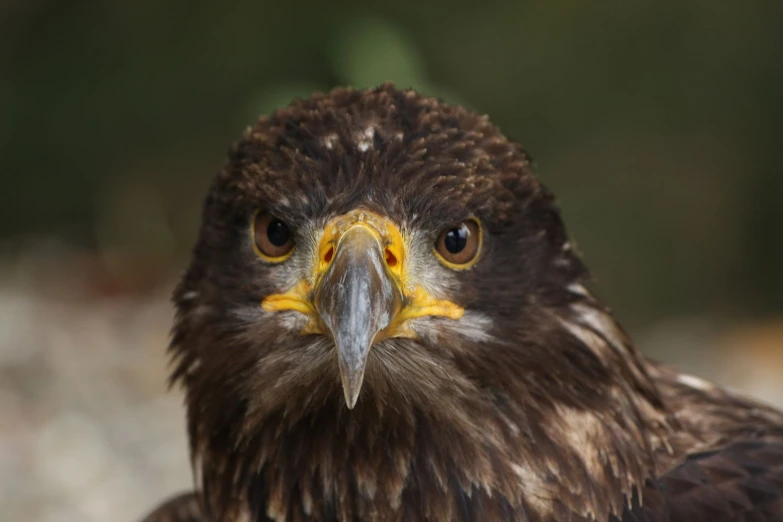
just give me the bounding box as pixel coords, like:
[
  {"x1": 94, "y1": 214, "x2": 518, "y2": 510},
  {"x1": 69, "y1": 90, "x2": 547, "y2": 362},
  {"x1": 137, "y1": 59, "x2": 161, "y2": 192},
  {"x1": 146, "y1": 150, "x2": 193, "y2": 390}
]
[
  {"x1": 261, "y1": 210, "x2": 463, "y2": 409},
  {"x1": 314, "y1": 225, "x2": 402, "y2": 408}
]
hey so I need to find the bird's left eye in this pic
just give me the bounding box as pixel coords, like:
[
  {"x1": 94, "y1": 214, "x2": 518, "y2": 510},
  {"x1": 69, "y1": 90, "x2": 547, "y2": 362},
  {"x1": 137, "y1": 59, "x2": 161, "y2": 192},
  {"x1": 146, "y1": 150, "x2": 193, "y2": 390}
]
[
  {"x1": 434, "y1": 219, "x2": 482, "y2": 269},
  {"x1": 252, "y1": 211, "x2": 295, "y2": 262}
]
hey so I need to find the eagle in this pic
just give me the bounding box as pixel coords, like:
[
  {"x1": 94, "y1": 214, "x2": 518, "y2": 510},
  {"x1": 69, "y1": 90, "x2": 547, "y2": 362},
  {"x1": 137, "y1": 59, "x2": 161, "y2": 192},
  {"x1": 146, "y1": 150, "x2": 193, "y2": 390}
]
[{"x1": 140, "y1": 84, "x2": 783, "y2": 522}]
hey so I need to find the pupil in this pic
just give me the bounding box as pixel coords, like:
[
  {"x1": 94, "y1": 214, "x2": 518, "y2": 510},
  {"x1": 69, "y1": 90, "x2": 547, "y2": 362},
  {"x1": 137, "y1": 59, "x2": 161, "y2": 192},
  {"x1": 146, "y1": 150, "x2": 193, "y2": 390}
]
[
  {"x1": 444, "y1": 226, "x2": 468, "y2": 253},
  {"x1": 267, "y1": 220, "x2": 290, "y2": 247}
]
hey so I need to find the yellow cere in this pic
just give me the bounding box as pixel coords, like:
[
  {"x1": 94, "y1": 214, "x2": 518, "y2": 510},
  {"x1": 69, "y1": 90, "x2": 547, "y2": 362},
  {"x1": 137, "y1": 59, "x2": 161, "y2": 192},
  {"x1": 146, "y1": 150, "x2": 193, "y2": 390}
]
[{"x1": 315, "y1": 209, "x2": 406, "y2": 281}]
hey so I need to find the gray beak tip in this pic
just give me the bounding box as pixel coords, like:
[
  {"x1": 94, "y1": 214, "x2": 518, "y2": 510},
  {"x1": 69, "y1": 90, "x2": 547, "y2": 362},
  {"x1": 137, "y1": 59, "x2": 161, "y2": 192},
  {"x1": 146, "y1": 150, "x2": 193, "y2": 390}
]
[
  {"x1": 339, "y1": 364, "x2": 365, "y2": 409},
  {"x1": 344, "y1": 388, "x2": 361, "y2": 410}
]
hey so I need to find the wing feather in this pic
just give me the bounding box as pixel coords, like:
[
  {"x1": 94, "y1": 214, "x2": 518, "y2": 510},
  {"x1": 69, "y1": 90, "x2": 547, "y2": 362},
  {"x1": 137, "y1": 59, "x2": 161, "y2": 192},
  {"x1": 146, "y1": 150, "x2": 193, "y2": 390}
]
[{"x1": 618, "y1": 441, "x2": 783, "y2": 521}]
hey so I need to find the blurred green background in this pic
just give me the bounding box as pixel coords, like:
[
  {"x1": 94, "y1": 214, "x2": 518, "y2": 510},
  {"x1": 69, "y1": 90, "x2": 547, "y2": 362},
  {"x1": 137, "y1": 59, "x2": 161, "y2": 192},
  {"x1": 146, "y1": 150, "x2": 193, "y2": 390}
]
[{"x1": 2, "y1": 0, "x2": 782, "y2": 331}]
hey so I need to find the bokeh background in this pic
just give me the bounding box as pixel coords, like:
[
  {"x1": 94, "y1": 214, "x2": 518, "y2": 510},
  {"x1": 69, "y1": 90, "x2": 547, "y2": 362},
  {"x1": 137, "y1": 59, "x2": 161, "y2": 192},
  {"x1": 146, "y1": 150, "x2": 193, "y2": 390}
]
[{"x1": 1, "y1": 2, "x2": 782, "y2": 521}]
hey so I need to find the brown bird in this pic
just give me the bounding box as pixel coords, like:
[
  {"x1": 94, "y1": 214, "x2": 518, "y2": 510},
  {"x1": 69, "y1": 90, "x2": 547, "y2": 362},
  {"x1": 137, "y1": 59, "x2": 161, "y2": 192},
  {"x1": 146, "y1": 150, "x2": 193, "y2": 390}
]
[{"x1": 141, "y1": 84, "x2": 783, "y2": 522}]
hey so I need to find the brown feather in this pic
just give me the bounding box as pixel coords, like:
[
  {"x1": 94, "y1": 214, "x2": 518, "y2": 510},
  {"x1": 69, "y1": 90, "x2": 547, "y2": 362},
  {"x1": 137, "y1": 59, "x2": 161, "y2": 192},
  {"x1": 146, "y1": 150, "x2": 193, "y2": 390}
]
[{"x1": 618, "y1": 441, "x2": 783, "y2": 521}]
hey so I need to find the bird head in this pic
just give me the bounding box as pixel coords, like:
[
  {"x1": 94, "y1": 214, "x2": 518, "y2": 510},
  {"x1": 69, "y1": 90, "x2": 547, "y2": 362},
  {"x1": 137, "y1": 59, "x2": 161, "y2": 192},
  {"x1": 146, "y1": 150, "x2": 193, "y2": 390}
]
[{"x1": 171, "y1": 84, "x2": 587, "y2": 411}]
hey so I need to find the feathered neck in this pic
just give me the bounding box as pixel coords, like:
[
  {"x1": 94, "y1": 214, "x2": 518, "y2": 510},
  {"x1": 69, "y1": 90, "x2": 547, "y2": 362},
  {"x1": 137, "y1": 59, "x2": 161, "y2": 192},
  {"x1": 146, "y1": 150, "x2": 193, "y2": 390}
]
[{"x1": 172, "y1": 291, "x2": 675, "y2": 522}]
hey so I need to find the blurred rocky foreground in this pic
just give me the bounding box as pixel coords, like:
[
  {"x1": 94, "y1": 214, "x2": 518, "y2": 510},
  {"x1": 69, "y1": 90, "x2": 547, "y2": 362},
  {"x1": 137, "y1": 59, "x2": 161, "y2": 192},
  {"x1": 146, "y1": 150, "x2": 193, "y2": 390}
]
[{"x1": 1, "y1": 246, "x2": 782, "y2": 522}]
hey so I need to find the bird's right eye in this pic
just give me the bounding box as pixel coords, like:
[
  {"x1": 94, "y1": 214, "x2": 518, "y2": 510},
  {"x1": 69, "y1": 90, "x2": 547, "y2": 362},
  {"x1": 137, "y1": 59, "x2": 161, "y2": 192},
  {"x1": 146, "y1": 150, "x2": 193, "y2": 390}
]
[{"x1": 252, "y1": 211, "x2": 295, "y2": 262}]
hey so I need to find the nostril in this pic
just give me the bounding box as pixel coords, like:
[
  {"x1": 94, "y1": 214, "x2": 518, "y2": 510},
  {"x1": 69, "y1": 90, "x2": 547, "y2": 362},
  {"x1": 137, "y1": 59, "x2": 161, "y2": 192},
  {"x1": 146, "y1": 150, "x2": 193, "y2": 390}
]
[
  {"x1": 385, "y1": 249, "x2": 397, "y2": 267},
  {"x1": 324, "y1": 247, "x2": 334, "y2": 264}
]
